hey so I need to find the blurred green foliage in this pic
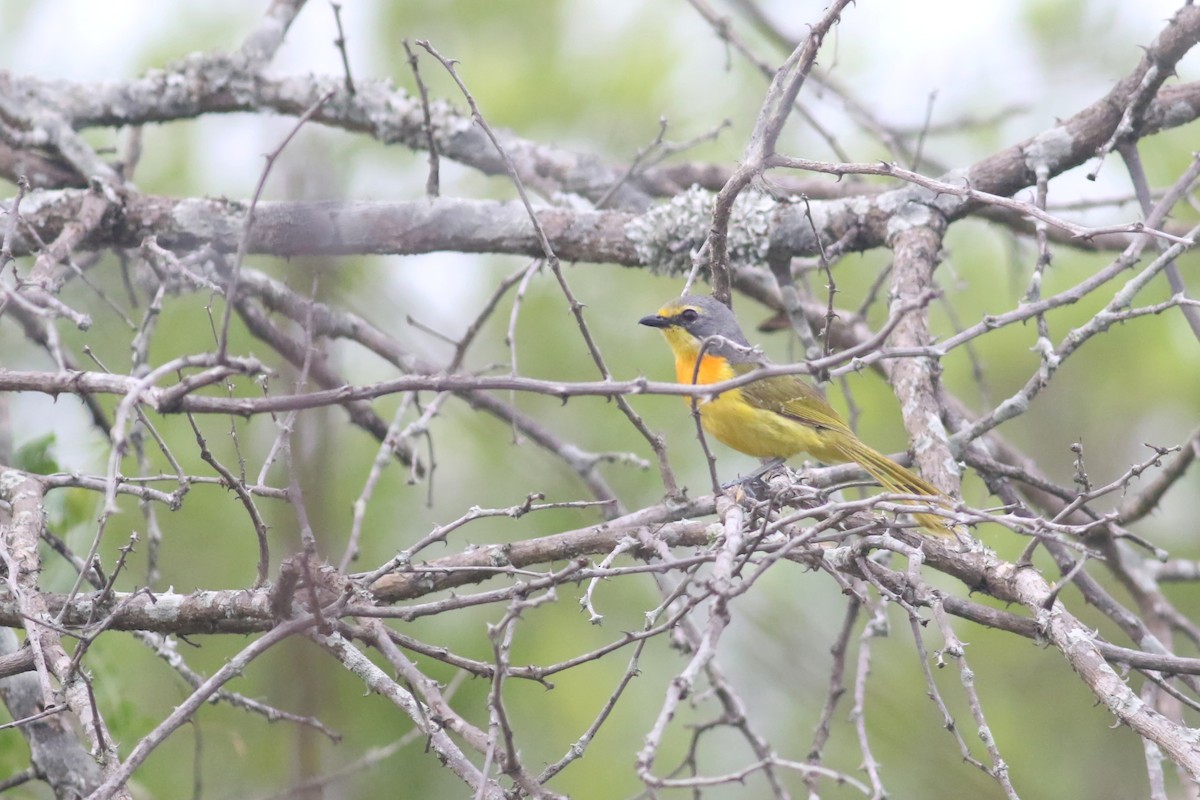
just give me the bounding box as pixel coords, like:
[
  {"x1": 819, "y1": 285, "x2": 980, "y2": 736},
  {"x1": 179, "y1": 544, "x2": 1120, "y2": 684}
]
[{"x1": 0, "y1": 1, "x2": 1197, "y2": 799}]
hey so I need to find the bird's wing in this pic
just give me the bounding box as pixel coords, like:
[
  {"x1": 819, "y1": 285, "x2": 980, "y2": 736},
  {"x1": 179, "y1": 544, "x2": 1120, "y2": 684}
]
[{"x1": 733, "y1": 364, "x2": 852, "y2": 434}]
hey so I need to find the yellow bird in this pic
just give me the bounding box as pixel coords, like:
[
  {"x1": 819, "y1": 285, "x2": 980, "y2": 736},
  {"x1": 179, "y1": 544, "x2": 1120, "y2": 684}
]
[{"x1": 639, "y1": 294, "x2": 955, "y2": 536}]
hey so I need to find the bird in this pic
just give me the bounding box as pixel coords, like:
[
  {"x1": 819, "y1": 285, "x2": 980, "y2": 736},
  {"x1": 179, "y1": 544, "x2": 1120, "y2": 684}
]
[{"x1": 639, "y1": 293, "x2": 956, "y2": 536}]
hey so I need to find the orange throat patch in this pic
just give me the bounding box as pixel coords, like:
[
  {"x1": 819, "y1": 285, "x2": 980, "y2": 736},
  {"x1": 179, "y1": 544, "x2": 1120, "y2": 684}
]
[{"x1": 674, "y1": 352, "x2": 735, "y2": 387}]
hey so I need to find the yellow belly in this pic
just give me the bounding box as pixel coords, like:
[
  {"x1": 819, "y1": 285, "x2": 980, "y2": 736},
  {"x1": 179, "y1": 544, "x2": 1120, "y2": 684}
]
[
  {"x1": 695, "y1": 389, "x2": 830, "y2": 460},
  {"x1": 673, "y1": 351, "x2": 838, "y2": 462}
]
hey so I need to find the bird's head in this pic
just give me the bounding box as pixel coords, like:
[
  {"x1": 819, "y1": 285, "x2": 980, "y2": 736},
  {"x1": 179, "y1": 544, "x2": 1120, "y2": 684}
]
[{"x1": 638, "y1": 294, "x2": 751, "y2": 359}]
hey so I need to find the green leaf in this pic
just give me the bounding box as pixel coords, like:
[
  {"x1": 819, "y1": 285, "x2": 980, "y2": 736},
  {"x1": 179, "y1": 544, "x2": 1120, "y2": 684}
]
[{"x1": 13, "y1": 433, "x2": 59, "y2": 475}]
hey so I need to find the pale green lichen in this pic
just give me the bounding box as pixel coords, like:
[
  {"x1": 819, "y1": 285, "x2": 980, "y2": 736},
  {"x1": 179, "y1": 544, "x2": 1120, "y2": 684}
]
[
  {"x1": 0, "y1": 470, "x2": 26, "y2": 494},
  {"x1": 626, "y1": 186, "x2": 776, "y2": 275},
  {"x1": 1024, "y1": 126, "x2": 1074, "y2": 172}
]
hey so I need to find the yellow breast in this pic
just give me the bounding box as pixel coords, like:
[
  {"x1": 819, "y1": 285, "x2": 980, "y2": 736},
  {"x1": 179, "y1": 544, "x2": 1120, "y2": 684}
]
[{"x1": 673, "y1": 354, "x2": 824, "y2": 460}]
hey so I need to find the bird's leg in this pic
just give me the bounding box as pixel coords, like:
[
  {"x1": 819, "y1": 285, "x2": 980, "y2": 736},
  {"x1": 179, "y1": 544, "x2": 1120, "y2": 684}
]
[
  {"x1": 719, "y1": 457, "x2": 787, "y2": 492},
  {"x1": 748, "y1": 457, "x2": 787, "y2": 482}
]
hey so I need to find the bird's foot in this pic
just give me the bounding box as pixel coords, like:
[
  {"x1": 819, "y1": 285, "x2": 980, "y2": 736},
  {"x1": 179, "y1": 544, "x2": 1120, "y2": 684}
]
[{"x1": 720, "y1": 458, "x2": 788, "y2": 497}]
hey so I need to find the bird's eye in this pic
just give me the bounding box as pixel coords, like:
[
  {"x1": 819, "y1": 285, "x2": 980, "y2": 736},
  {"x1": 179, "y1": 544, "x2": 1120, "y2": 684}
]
[{"x1": 680, "y1": 308, "x2": 699, "y2": 323}]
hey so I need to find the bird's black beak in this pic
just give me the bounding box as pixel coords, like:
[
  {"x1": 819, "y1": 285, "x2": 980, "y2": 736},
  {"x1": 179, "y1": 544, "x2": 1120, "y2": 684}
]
[{"x1": 639, "y1": 314, "x2": 670, "y2": 329}]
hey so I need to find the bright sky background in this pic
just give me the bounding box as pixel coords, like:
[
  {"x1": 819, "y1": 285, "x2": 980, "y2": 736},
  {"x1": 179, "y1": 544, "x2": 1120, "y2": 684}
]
[{"x1": 5, "y1": 1, "x2": 1192, "y2": 192}]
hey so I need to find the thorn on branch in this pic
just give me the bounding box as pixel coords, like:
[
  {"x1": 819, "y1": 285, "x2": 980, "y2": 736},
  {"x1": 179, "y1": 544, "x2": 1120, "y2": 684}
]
[{"x1": 329, "y1": 2, "x2": 356, "y2": 96}]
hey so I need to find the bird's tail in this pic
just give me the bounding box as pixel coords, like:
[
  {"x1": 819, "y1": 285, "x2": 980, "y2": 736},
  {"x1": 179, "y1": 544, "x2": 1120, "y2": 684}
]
[{"x1": 828, "y1": 432, "x2": 957, "y2": 538}]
